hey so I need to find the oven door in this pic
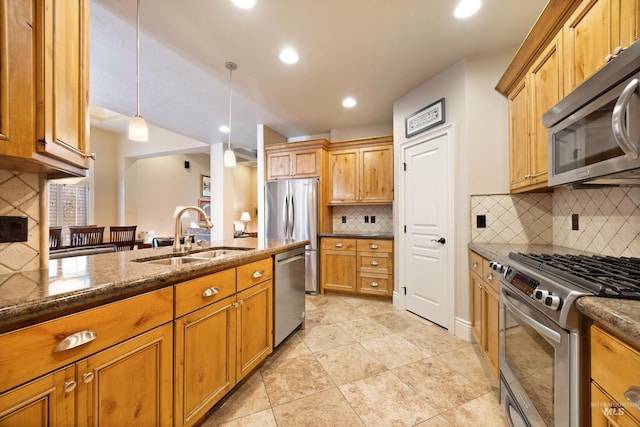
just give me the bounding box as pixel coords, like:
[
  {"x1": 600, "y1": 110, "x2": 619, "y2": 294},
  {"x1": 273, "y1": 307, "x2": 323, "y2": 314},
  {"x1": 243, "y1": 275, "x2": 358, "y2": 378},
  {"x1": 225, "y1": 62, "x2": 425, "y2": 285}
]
[{"x1": 500, "y1": 282, "x2": 570, "y2": 427}]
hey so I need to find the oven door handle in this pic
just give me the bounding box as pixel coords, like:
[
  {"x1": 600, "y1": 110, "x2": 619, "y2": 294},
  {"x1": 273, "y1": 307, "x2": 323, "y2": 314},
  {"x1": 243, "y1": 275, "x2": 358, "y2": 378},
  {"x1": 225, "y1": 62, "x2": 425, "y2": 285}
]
[{"x1": 502, "y1": 289, "x2": 562, "y2": 344}]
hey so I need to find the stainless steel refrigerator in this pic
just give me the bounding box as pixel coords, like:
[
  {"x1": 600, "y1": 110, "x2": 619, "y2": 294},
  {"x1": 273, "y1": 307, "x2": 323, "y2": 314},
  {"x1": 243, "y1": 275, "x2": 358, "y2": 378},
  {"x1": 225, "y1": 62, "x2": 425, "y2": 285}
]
[{"x1": 265, "y1": 178, "x2": 319, "y2": 294}]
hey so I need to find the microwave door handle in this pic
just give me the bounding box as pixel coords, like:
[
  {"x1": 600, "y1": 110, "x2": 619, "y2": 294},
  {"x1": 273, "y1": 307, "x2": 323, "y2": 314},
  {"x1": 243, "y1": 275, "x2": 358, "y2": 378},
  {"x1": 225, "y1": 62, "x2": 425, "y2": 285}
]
[
  {"x1": 501, "y1": 288, "x2": 562, "y2": 344},
  {"x1": 612, "y1": 78, "x2": 639, "y2": 159}
]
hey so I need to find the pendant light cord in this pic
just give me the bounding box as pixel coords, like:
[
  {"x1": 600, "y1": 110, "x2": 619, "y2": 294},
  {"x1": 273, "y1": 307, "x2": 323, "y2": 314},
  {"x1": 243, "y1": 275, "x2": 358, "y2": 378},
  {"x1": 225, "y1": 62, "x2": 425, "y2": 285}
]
[
  {"x1": 226, "y1": 63, "x2": 234, "y2": 150},
  {"x1": 136, "y1": 0, "x2": 141, "y2": 117}
]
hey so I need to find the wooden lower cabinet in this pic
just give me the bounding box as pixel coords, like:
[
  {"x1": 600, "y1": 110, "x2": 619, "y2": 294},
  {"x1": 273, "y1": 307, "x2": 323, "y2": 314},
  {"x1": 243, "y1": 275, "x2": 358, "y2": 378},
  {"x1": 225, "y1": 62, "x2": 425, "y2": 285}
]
[
  {"x1": 469, "y1": 250, "x2": 499, "y2": 378},
  {"x1": 0, "y1": 323, "x2": 174, "y2": 427},
  {"x1": 236, "y1": 280, "x2": 273, "y2": 381}
]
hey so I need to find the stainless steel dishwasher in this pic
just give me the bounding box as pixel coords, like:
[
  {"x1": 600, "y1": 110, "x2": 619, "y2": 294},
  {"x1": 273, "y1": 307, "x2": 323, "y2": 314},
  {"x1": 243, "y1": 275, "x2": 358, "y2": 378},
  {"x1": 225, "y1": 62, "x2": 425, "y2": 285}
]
[{"x1": 274, "y1": 247, "x2": 306, "y2": 347}]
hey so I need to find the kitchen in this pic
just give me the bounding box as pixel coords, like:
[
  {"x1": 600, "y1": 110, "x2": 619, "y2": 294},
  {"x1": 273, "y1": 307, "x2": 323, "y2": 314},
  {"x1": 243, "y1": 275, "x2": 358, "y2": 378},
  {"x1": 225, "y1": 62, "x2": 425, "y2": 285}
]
[{"x1": 1, "y1": 0, "x2": 640, "y2": 426}]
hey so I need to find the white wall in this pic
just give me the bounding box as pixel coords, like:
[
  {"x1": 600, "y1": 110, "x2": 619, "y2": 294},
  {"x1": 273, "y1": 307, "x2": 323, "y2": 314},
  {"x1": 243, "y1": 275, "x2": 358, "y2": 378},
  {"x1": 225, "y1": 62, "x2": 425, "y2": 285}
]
[
  {"x1": 91, "y1": 128, "x2": 120, "y2": 229},
  {"x1": 331, "y1": 123, "x2": 393, "y2": 142}
]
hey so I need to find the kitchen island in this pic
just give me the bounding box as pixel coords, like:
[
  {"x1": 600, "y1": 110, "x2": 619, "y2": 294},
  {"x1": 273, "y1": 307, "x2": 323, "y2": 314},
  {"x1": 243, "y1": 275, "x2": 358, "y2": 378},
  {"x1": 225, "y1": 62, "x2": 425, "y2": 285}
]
[{"x1": 0, "y1": 238, "x2": 307, "y2": 427}]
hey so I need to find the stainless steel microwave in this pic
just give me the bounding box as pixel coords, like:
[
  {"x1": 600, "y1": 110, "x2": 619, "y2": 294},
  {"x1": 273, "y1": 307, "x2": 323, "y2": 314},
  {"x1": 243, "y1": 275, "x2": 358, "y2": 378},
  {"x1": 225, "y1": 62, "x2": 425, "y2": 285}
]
[{"x1": 544, "y1": 40, "x2": 640, "y2": 187}]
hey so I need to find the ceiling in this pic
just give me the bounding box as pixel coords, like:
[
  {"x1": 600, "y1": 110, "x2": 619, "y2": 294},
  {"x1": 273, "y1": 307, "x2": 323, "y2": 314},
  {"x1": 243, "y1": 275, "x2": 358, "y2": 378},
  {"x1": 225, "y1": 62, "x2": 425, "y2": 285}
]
[{"x1": 90, "y1": 0, "x2": 549, "y2": 150}]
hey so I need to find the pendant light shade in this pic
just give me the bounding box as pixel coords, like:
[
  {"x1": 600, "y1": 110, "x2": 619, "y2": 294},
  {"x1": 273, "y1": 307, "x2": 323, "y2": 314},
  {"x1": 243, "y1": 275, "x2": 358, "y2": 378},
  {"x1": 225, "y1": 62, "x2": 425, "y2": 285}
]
[
  {"x1": 129, "y1": 0, "x2": 148, "y2": 142},
  {"x1": 224, "y1": 61, "x2": 237, "y2": 167}
]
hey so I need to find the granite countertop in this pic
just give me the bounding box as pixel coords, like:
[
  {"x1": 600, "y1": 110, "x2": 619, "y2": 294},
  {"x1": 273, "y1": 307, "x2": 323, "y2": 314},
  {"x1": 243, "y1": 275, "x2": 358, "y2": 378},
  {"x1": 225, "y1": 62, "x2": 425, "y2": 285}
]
[
  {"x1": 468, "y1": 241, "x2": 640, "y2": 349},
  {"x1": 0, "y1": 238, "x2": 306, "y2": 334},
  {"x1": 319, "y1": 232, "x2": 394, "y2": 240}
]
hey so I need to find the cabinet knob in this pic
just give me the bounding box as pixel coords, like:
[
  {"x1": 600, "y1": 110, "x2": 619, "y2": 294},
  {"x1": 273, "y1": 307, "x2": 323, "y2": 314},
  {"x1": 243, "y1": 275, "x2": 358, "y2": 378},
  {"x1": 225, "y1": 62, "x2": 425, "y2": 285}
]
[
  {"x1": 477, "y1": 284, "x2": 483, "y2": 289},
  {"x1": 370, "y1": 260, "x2": 379, "y2": 266},
  {"x1": 369, "y1": 244, "x2": 378, "y2": 249},
  {"x1": 252, "y1": 270, "x2": 264, "y2": 279},
  {"x1": 202, "y1": 287, "x2": 220, "y2": 298},
  {"x1": 64, "y1": 381, "x2": 77, "y2": 393},
  {"x1": 370, "y1": 281, "x2": 379, "y2": 287},
  {"x1": 472, "y1": 262, "x2": 478, "y2": 268},
  {"x1": 54, "y1": 330, "x2": 97, "y2": 352},
  {"x1": 232, "y1": 302, "x2": 239, "y2": 308},
  {"x1": 82, "y1": 372, "x2": 94, "y2": 384},
  {"x1": 335, "y1": 243, "x2": 343, "y2": 248},
  {"x1": 486, "y1": 273, "x2": 493, "y2": 281}
]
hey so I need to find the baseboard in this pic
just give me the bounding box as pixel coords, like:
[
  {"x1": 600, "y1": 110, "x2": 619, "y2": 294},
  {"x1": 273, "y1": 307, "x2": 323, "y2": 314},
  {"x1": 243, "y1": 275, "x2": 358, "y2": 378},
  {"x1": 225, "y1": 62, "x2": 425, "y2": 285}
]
[
  {"x1": 392, "y1": 291, "x2": 404, "y2": 309},
  {"x1": 454, "y1": 316, "x2": 473, "y2": 342}
]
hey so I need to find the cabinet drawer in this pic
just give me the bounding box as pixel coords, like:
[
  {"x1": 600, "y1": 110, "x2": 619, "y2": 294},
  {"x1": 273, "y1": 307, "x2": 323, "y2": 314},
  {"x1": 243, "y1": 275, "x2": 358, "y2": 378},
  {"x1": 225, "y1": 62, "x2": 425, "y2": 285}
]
[
  {"x1": 358, "y1": 252, "x2": 391, "y2": 274},
  {"x1": 175, "y1": 269, "x2": 237, "y2": 317},
  {"x1": 357, "y1": 273, "x2": 390, "y2": 295},
  {"x1": 591, "y1": 324, "x2": 640, "y2": 422},
  {"x1": 237, "y1": 258, "x2": 272, "y2": 292},
  {"x1": 482, "y1": 264, "x2": 500, "y2": 293},
  {"x1": 321, "y1": 238, "x2": 356, "y2": 251},
  {"x1": 470, "y1": 251, "x2": 483, "y2": 275},
  {"x1": 356, "y1": 239, "x2": 392, "y2": 253},
  {"x1": 0, "y1": 287, "x2": 173, "y2": 394}
]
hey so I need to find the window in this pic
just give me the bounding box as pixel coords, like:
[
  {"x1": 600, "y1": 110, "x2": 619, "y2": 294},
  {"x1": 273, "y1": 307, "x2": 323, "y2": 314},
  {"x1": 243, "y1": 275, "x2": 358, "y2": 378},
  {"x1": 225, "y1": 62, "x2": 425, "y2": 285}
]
[{"x1": 49, "y1": 182, "x2": 89, "y2": 246}]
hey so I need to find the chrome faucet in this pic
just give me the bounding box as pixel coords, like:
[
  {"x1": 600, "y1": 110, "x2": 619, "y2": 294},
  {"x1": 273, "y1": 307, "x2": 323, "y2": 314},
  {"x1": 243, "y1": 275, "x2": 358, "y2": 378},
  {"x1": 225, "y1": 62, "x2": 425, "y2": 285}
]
[{"x1": 174, "y1": 206, "x2": 213, "y2": 252}]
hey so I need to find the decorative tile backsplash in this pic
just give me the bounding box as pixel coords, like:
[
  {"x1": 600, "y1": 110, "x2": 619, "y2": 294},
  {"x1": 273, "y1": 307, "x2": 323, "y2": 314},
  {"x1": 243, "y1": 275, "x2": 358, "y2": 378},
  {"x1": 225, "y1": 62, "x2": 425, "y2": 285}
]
[
  {"x1": 332, "y1": 205, "x2": 393, "y2": 233},
  {"x1": 0, "y1": 171, "x2": 42, "y2": 274},
  {"x1": 470, "y1": 193, "x2": 553, "y2": 245}
]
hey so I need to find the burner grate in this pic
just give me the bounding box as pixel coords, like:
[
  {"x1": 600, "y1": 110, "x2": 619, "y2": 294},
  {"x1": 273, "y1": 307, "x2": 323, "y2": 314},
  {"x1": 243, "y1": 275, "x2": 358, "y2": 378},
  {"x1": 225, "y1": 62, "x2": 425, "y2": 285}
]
[{"x1": 511, "y1": 253, "x2": 640, "y2": 299}]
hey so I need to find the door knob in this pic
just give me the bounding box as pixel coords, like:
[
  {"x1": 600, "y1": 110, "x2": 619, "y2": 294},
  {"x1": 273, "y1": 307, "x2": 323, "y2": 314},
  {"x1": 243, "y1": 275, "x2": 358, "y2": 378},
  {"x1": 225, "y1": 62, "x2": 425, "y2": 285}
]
[{"x1": 431, "y1": 237, "x2": 446, "y2": 244}]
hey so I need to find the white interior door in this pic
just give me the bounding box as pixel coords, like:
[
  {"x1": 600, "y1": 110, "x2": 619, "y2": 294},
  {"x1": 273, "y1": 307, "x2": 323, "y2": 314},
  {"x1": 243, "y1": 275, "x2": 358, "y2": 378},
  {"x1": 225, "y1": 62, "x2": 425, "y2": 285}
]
[{"x1": 401, "y1": 127, "x2": 451, "y2": 328}]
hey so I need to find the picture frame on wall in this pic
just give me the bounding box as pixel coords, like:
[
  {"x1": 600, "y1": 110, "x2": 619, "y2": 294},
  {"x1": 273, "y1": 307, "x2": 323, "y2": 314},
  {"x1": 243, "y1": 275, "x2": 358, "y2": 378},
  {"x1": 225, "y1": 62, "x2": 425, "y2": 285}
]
[
  {"x1": 405, "y1": 98, "x2": 445, "y2": 138},
  {"x1": 201, "y1": 175, "x2": 211, "y2": 198},
  {"x1": 198, "y1": 199, "x2": 211, "y2": 222}
]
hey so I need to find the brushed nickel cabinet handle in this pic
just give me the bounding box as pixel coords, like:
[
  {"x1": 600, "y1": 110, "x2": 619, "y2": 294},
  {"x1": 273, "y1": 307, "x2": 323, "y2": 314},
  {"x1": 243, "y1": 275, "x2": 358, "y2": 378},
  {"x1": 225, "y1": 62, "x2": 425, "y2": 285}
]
[
  {"x1": 54, "y1": 330, "x2": 97, "y2": 352},
  {"x1": 370, "y1": 281, "x2": 379, "y2": 287},
  {"x1": 82, "y1": 372, "x2": 94, "y2": 384},
  {"x1": 370, "y1": 244, "x2": 378, "y2": 249},
  {"x1": 64, "y1": 381, "x2": 77, "y2": 393},
  {"x1": 252, "y1": 270, "x2": 264, "y2": 279},
  {"x1": 624, "y1": 386, "x2": 640, "y2": 409},
  {"x1": 370, "y1": 261, "x2": 379, "y2": 266},
  {"x1": 335, "y1": 243, "x2": 343, "y2": 248},
  {"x1": 202, "y1": 287, "x2": 220, "y2": 297}
]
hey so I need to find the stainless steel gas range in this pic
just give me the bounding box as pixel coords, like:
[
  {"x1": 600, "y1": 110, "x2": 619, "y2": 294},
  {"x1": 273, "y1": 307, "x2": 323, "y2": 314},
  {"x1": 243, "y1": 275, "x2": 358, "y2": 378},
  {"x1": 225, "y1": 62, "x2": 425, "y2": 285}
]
[{"x1": 491, "y1": 252, "x2": 640, "y2": 427}]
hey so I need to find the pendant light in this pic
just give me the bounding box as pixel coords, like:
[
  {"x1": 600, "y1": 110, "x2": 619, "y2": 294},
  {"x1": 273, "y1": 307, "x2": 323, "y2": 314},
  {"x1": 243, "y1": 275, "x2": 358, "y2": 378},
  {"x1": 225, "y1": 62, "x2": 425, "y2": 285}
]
[
  {"x1": 223, "y1": 61, "x2": 237, "y2": 167},
  {"x1": 128, "y1": 0, "x2": 148, "y2": 141}
]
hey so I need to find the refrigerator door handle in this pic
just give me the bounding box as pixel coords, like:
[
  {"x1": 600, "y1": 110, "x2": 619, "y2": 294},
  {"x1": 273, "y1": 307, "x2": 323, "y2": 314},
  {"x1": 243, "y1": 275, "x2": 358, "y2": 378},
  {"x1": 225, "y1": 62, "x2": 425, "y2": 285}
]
[
  {"x1": 289, "y1": 193, "x2": 295, "y2": 237},
  {"x1": 283, "y1": 192, "x2": 289, "y2": 239}
]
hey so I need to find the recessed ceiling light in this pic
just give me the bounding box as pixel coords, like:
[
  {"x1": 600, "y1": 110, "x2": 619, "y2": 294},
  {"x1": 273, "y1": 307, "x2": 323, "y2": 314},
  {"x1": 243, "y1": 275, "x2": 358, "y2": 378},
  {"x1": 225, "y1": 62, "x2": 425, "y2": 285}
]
[
  {"x1": 219, "y1": 125, "x2": 230, "y2": 133},
  {"x1": 231, "y1": 0, "x2": 256, "y2": 9},
  {"x1": 279, "y1": 47, "x2": 299, "y2": 64},
  {"x1": 342, "y1": 97, "x2": 357, "y2": 108},
  {"x1": 454, "y1": 0, "x2": 481, "y2": 19}
]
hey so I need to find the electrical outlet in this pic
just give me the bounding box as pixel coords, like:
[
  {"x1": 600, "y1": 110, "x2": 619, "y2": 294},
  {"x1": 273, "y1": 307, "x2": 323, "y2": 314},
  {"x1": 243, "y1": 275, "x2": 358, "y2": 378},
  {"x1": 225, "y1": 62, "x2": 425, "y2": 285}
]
[
  {"x1": 572, "y1": 214, "x2": 579, "y2": 230},
  {"x1": 0, "y1": 216, "x2": 28, "y2": 242},
  {"x1": 371, "y1": 215, "x2": 376, "y2": 223},
  {"x1": 341, "y1": 215, "x2": 347, "y2": 224},
  {"x1": 364, "y1": 216, "x2": 369, "y2": 223},
  {"x1": 477, "y1": 215, "x2": 486, "y2": 228}
]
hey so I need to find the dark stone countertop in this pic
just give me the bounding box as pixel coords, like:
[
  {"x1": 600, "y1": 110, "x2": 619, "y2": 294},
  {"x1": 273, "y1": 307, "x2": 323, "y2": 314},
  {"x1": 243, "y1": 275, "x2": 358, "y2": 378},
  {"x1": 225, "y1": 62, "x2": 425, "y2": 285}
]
[
  {"x1": 319, "y1": 233, "x2": 394, "y2": 240},
  {"x1": 468, "y1": 242, "x2": 640, "y2": 349},
  {"x1": 0, "y1": 238, "x2": 306, "y2": 333}
]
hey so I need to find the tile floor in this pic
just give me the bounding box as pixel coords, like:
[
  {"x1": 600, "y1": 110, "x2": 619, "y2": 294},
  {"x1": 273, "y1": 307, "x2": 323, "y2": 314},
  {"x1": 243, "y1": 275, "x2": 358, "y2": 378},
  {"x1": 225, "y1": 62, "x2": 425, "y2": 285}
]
[{"x1": 203, "y1": 293, "x2": 506, "y2": 427}]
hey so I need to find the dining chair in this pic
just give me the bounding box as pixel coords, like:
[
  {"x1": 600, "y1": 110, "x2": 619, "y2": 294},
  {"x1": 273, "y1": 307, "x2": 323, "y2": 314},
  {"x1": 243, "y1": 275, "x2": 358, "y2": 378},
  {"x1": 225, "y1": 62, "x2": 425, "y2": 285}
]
[
  {"x1": 109, "y1": 226, "x2": 137, "y2": 251},
  {"x1": 69, "y1": 226, "x2": 105, "y2": 247},
  {"x1": 49, "y1": 226, "x2": 62, "y2": 250}
]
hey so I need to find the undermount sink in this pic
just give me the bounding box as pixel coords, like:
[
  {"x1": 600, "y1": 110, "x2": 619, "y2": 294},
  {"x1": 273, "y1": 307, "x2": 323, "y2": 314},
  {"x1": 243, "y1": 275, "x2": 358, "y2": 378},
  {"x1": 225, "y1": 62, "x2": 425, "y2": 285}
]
[{"x1": 133, "y1": 247, "x2": 254, "y2": 266}]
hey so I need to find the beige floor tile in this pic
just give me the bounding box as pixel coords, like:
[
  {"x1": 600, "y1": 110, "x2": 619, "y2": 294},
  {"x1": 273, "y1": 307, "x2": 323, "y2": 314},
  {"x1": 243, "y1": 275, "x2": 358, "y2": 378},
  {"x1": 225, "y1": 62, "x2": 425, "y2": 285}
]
[
  {"x1": 360, "y1": 333, "x2": 432, "y2": 369},
  {"x1": 309, "y1": 294, "x2": 351, "y2": 309},
  {"x1": 304, "y1": 310, "x2": 335, "y2": 330},
  {"x1": 263, "y1": 330, "x2": 311, "y2": 368},
  {"x1": 315, "y1": 343, "x2": 387, "y2": 385},
  {"x1": 435, "y1": 344, "x2": 498, "y2": 390},
  {"x1": 272, "y1": 388, "x2": 364, "y2": 427},
  {"x1": 369, "y1": 311, "x2": 417, "y2": 332},
  {"x1": 341, "y1": 297, "x2": 397, "y2": 315},
  {"x1": 442, "y1": 391, "x2": 507, "y2": 427},
  {"x1": 302, "y1": 323, "x2": 356, "y2": 352},
  {"x1": 337, "y1": 317, "x2": 394, "y2": 342},
  {"x1": 261, "y1": 354, "x2": 335, "y2": 406},
  {"x1": 339, "y1": 371, "x2": 438, "y2": 426},
  {"x1": 393, "y1": 358, "x2": 492, "y2": 412},
  {"x1": 213, "y1": 408, "x2": 278, "y2": 427},
  {"x1": 320, "y1": 303, "x2": 369, "y2": 323},
  {"x1": 415, "y1": 415, "x2": 455, "y2": 426},
  {"x1": 398, "y1": 324, "x2": 468, "y2": 355},
  {"x1": 206, "y1": 371, "x2": 271, "y2": 424}
]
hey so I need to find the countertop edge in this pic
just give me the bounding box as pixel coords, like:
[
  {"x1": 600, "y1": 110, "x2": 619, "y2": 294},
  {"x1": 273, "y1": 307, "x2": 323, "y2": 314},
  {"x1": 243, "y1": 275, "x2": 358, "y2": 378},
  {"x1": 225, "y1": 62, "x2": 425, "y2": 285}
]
[
  {"x1": 576, "y1": 296, "x2": 640, "y2": 349},
  {"x1": 319, "y1": 233, "x2": 394, "y2": 240}
]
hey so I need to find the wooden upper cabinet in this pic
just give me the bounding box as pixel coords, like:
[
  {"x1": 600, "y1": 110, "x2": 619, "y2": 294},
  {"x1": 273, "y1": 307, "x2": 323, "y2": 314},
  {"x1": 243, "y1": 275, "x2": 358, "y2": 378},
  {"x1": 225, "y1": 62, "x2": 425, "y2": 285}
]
[
  {"x1": 619, "y1": 0, "x2": 640, "y2": 48},
  {"x1": 0, "y1": 0, "x2": 90, "y2": 176},
  {"x1": 328, "y1": 136, "x2": 393, "y2": 205},
  {"x1": 508, "y1": 79, "x2": 530, "y2": 192},
  {"x1": 265, "y1": 139, "x2": 328, "y2": 181}
]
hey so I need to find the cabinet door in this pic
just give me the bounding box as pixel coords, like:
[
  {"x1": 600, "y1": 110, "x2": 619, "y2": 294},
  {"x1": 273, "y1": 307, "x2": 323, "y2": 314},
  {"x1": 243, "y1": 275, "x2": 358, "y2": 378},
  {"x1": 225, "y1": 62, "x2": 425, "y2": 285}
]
[
  {"x1": 36, "y1": 0, "x2": 90, "y2": 170},
  {"x1": 175, "y1": 298, "x2": 236, "y2": 427},
  {"x1": 591, "y1": 382, "x2": 640, "y2": 427},
  {"x1": 76, "y1": 323, "x2": 173, "y2": 427},
  {"x1": 0, "y1": 0, "x2": 36, "y2": 159},
  {"x1": 292, "y1": 148, "x2": 321, "y2": 178},
  {"x1": 619, "y1": 0, "x2": 640, "y2": 48},
  {"x1": 266, "y1": 151, "x2": 292, "y2": 180},
  {"x1": 328, "y1": 149, "x2": 358, "y2": 203},
  {"x1": 564, "y1": 0, "x2": 613, "y2": 92},
  {"x1": 528, "y1": 33, "x2": 562, "y2": 188},
  {"x1": 508, "y1": 79, "x2": 530, "y2": 192},
  {"x1": 470, "y1": 273, "x2": 483, "y2": 347},
  {"x1": 359, "y1": 145, "x2": 393, "y2": 203},
  {"x1": 236, "y1": 280, "x2": 272, "y2": 381},
  {"x1": 484, "y1": 286, "x2": 499, "y2": 378},
  {"x1": 321, "y1": 250, "x2": 356, "y2": 293},
  {"x1": 0, "y1": 366, "x2": 74, "y2": 427}
]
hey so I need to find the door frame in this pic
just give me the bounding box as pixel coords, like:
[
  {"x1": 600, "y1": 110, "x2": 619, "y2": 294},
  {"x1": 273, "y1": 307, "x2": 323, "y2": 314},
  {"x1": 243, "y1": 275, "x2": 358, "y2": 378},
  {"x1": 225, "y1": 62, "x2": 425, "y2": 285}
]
[{"x1": 394, "y1": 124, "x2": 456, "y2": 334}]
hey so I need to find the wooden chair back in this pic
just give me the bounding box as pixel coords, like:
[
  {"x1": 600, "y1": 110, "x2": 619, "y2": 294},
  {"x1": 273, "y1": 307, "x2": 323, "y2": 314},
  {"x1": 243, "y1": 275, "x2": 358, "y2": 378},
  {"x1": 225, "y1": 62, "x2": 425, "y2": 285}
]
[
  {"x1": 109, "y1": 226, "x2": 137, "y2": 251},
  {"x1": 49, "y1": 227, "x2": 62, "y2": 250},
  {"x1": 69, "y1": 226, "x2": 105, "y2": 247}
]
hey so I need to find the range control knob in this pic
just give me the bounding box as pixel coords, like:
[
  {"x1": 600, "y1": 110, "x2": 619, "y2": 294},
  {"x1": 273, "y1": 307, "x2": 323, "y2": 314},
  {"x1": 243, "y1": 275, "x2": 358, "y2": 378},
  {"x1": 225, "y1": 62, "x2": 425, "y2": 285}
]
[
  {"x1": 488, "y1": 261, "x2": 504, "y2": 273},
  {"x1": 544, "y1": 295, "x2": 562, "y2": 310},
  {"x1": 534, "y1": 289, "x2": 549, "y2": 301}
]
